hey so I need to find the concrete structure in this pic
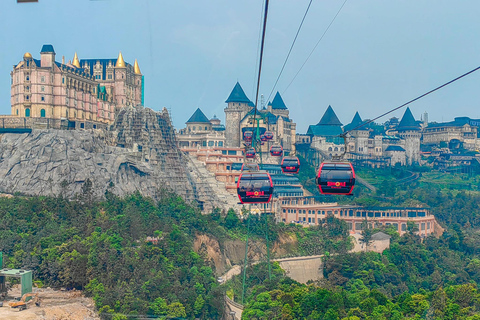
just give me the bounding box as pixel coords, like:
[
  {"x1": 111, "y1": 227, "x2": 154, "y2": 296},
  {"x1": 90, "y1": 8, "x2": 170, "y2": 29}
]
[
  {"x1": 10, "y1": 44, "x2": 143, "y2": 128},
  {"x1": 275, "y1": 255, "x2": 323, "y2": 284},
  {"x1": 351, "y1": 231, "x2": 391, "y2": 253},
  {"x1": 0, "y1": 269, "x2": 32, "y2": 296}
]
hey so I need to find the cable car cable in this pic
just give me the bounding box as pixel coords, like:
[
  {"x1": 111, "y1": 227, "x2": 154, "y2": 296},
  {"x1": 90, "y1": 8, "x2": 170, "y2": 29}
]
[
  {"x1": 284, "y1": 0, "x2": 349, "y2": 93},
  {"x1": 342, "y1": 64, "x2": 480, "y2": 137},
  {"x1": 252, "y1": 0, "x2": 267, "y2": 99},
  {"x1": 266, "y1": 0, "x2": 314, "y2": 102},
  {"x1": 247, "y1": 0, "x2": 269, "y2": 158}
]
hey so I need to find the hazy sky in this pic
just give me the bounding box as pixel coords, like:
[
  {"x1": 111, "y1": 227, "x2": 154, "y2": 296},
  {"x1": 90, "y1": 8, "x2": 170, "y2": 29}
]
[{"x1": 1, "y1": 0, "x2": 480, "y2": 133}]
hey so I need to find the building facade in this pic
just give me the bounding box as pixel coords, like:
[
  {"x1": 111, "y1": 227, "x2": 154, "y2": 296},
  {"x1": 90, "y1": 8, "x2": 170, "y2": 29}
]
[
  {"x1": 177, "y1": 108, "x2": 226, "y2": 148},
  {"x1": 10, "y1": 44, "x2": 143, "y2": 127}
]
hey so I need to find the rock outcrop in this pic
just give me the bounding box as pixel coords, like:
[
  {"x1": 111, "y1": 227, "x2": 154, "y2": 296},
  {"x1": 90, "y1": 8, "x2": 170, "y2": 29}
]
[{"x1": 0, "y1": 107, "x2": 223, "y2": 211}]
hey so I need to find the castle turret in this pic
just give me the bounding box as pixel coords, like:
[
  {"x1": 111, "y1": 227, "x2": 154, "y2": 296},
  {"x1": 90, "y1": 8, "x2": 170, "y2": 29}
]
[
  {"x1": 40, "y1": 44, "x2": 55, "y2": 68},
  {"x1": 397, "y1": 107, "x2": 421, "y2": 165},
  {"x1": 224, "y1": 82, "x2": 253, "y2": 147}
]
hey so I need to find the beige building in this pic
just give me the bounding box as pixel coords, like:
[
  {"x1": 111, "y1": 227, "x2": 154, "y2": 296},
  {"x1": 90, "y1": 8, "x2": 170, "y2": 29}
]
[
  {"x1": 10, "y1": 44, "x2": 143, "y2": 128},
  {"x1": 177, "y1": 108, "x2": 226, "y2": 149}
]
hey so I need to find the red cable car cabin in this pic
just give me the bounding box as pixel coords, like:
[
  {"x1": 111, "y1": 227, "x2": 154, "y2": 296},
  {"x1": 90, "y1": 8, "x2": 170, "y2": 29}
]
[
  {"x1": 264, "y1": 131, "x2": 274, "y2": 140},
  {"x1": 237, "y1": 172, "x2": 273, "y2": 204},
  {"x1": 316, "y1": 162, "x2": 355, "y2": 195},
  {"x1": 244, "y1": 131, "x2": 253, "y2": 141},
  {"x1": 241, "y1": 163, "x2": 259, "y2": 171},
  {"x1": 260, "y1": 134, "x2": 267, "y2": 142},
  {"x1": 281, "y1": 156, "x2": 300, "y2": 174},
  {"x1": 246, "y1": 148, "x2": 256, "y2": 159},
  {"x1": 270, "y1": 145, "x2": 283, "y2": 156}
]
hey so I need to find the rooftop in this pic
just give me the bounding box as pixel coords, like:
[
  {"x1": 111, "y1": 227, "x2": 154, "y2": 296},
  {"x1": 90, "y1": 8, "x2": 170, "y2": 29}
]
[{"x1": 225, "y1": 82, "x2": 252, "y2": 104}]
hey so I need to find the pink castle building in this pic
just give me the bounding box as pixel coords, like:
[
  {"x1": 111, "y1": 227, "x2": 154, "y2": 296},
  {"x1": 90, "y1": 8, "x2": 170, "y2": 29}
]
[{"x1": 10, "y1": 44, "x2": 143, "y2": 128}]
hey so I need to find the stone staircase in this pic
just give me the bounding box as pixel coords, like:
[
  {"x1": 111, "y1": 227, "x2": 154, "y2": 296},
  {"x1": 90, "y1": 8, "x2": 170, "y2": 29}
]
[{"x1": 186, "y1": 154, "x2": 244, "y2": 214}]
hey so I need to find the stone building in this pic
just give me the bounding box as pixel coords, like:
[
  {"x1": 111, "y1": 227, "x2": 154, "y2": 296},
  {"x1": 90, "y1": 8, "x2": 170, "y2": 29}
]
[
  {"x1": 224, "y1": 82, "x2": 254, "y2": 148},
  {"x1": 393, "y1": 107, "x2": 421, "y2": 165},
  {"x1": 224, "y1": 82, "x2": 296, "y2": 155},
  {"x1": 306, "y1": 105, "x2": 345, "y2": 158},
  {"x1": 300, "y1": 106, "x2": 421, "y2": 167},
  {"x1": 10, "y1": 44, "x2": 143, "y2": 128},
  {"x1": 422, "y1": 116, "x2": 480, "y2": 151}
]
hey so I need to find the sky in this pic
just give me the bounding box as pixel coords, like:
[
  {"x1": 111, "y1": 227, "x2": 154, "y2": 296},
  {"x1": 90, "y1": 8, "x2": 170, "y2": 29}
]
[{"x1": 1, "y1": 0, "x2": 480, "y2": 133}]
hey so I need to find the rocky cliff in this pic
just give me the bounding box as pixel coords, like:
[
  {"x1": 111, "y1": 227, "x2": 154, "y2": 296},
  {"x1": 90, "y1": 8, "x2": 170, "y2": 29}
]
[{"x1": 0, "y1": 107, "x2": 222, "y2": 211}]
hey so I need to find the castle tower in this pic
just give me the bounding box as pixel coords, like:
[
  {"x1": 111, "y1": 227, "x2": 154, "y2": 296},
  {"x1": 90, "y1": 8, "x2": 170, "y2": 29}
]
[
  {"x1": 344, "y1": 111, "x2": 369, "y2": 154},
  {"x1": 397, "y1": 107, "x2": 421, "y2": 165},
  {"x1": 133, "y1": 59, "x2": 143, "y2": 106},
  {"x1": 40, "y1": 44, "x2": 55, "y2": 68},
  {"x1": 114, "y1": 51, "x2": 127, "y2": 107},
  {"x1": 269, "y1": 92, "x2": 289, "y2": 118},
  {"x1": 224, "y1": 82, "x2": 253, "y2": 147}
]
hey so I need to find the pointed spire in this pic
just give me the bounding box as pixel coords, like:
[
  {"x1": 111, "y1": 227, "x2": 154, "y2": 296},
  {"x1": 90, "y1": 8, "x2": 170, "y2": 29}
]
[
  {"x1": 317, "y1": 105, "x2": 342, "y2": 126},
  {"x1": 116, "y1": 51, "x2": 126, "y2": 68},
  {"x1": 72, "y1": 52, "x2": 80, "y2": 68},
  {"x1": 397, "y1": 107, "x2": 420, "y2": 131},
  {"x1": 133, "y1": 59, "x2": 141, "y2": 74},
  {"x1": 225, "y1": 82, "x2": 251, "y2": 104},
  {"x1": 271, "y1": 92, "x2": 288, "y2": 110},
  {"x1": 186, "y1": 108, "x2": 210, "y2": 124},
  {"x1": 344, "y1": 112, "x2": 368, "y2": 131}
]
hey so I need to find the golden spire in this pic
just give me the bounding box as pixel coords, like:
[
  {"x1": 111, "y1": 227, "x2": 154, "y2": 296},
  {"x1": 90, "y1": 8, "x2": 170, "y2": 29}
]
[
  {"x1": 116, "y1": 51, "x2": 126, "y2": 68},
  {"x1": 72, "y1": 52, "x2": 80, "y2": 68},
  {"x1": 23, "y1": 52, "x2": 32, "y2": 59},
  {"x1": 133, "y1": 59, "x2": 141, "y2": 74}
]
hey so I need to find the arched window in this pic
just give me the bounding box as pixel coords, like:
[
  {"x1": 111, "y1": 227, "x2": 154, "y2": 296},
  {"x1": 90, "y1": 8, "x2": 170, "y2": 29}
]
[
  {"x1": 25, "y1": 108, "x2": 30, "y2": 117},
  {"x1": 328, "y1": 147, "x2": 332, "y2": 151},
  {"x1": 40, "y1": 109, "x2": 46, "y2": 117},
  {"x1": 16, "y1": 109, "x2": 18, "y2": 115}
]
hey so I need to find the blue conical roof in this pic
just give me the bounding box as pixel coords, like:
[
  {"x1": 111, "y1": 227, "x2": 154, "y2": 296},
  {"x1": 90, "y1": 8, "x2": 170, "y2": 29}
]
[
  {"x1": 344, "y1": 112, "x2": 368, "y2": 131},
  {"x1": 271, "y1": 92, "x2": 288, "y2": 110},
  {"x1": 225, "y1": 82, "x2": 251, "y2": 104},
  {"x1": 317, "y1": 106, "x2": 342, "y2": 126},
  {"x1": 397, "y1": 107, "x2": 420, "y2": 131},
  {"x1": 186, "y1": 108, "x2": 210, "y2": 124}
]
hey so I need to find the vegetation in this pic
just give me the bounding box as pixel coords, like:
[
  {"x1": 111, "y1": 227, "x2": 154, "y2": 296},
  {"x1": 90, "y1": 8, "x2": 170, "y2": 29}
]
[{"x1": 0, "y1": 190, "x2": 228, "y2": 319}]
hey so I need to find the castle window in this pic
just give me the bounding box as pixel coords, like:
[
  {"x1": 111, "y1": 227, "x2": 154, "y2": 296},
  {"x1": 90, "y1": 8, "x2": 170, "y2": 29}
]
[
  {"x1": 41, "y1": 76, "x2": 45, "y2": 83},
  {"x1": 26, "y1": 95, "x2": 29, "y2": 100},
  {"x1": 41, "y1": 86, "x2": 45, "y2": 92},
  {"x1": 26, "y1": 75, "x2": 29, "y2": 81},
  {"x1": 25, "y1": 108, "x2": 30, "y2": 117},
  {"x1": 40, "y1": 109, "x2": 46, "y2": 117},
  {"x1": 108, "y1": 74, "x2": 112, "y2": 80},
  {"x1": 41, "y1": 96, "x2": 45, "y2": 102},
  {"x1": 62, "y1": 77, "x2": 65, "y2": 84},
  {"x1": 16, "y1": 109, "x2": 18, "y2": 115}
]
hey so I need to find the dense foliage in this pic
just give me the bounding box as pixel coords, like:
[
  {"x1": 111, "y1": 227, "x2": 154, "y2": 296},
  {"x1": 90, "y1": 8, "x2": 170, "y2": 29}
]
[
  {"x1": 0, "y1": 189, "x2": 228, "y2": 319},
  {"x1": 242, "y1": 230, "x2": 480, "y2": 319}
]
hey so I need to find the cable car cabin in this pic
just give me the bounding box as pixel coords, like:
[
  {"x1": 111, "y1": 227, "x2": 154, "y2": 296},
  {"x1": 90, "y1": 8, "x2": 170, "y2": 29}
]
[
  {"x1": 264, "y1": 131, "x2": 274, "y2": 140},
  {"x1": 260, "y1": 134, "x2": 267, "y2": 142},
  {"x1": 270, "y1": 145, "x2": 283, "y2": 156},
  {"x1": 246, "y1": 148, "x2": 256, "y2": 159},
  {"x1": 237, "y1": 172, "x2": 273, "y2": 204},
  {"x1": 281, "y1": 156, "x2": 300, "y2": 174},
  {"x1": 316, "y1": 162, "x2": 355, "y2": 195},
  {"x1": 241, "y1": 163, "x2": 259, "y2": 171},
  {"x1": 244, "y1": 131, "x2": 253, "y2": 141}
]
